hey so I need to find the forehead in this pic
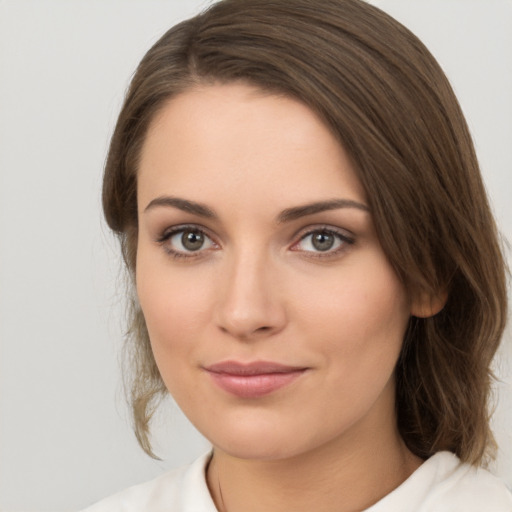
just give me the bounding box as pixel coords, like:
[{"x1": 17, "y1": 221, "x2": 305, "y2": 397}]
[{"x1": 138, "y1": 82, "x2": 367, "y2": 212}]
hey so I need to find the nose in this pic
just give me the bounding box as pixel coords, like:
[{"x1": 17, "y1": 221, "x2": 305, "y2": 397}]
[{"x1": 214, "y1": 250, "x2": 287, "y2": 341}]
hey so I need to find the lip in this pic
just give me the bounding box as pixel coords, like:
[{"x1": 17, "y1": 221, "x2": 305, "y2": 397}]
[{"x1": 203, "y1": 361, "x2": 308, "y2": 398}]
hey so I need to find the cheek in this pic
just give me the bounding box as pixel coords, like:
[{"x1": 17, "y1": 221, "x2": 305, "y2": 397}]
[
  {"x1": 289, "y1": 259, "x2": 410, "y2": 436},
  {"x1": 294, "y1": 255, "x2": 410, "y2": 371},
  {"x1": 135, "y1": 254, "x2": 213, "y2": 380}
]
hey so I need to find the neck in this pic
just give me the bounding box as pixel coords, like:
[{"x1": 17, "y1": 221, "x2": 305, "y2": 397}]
[{"x1": 206, "y1": 416, "x2": 422, "y2": 512}]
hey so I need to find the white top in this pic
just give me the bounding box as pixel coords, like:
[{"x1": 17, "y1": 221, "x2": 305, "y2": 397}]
[{"x1": 82, "y1": 451, "x2": 512, "y2": 511}]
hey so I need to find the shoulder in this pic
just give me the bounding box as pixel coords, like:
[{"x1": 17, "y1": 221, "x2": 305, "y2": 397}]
[
  {"x1": 368, "y1": 451, "x2": 512, "y2": 512},
  {"x1": 426, "y1": 452, "x2": 512, "y2": 511},
  {"x1": 80, "y1": 452, "x2": 217, "y2": 512}
]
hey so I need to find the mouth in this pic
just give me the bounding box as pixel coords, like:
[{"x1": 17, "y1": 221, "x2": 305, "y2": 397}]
[{"x1": 203, "y1": 361, "x2": 308, "y2": 398}]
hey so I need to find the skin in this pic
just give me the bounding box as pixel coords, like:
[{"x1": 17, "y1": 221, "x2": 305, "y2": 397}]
[{"x1": 136, "y1": 83, "x2": 424, "y2": 512}]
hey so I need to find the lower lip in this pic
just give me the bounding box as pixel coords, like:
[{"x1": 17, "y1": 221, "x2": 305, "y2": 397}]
[{"x1": 206, "y1": 370, "x2": 306, "y2": 398}]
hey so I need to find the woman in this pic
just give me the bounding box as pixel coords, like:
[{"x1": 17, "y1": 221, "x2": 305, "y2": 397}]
[{"x1": 84, "y1": 0, "x2": 511, "y2": 510}]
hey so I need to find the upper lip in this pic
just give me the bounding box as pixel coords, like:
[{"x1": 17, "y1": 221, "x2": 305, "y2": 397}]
[{"x1": 204, "y1": 360, "x2": 307, "y2": 375}]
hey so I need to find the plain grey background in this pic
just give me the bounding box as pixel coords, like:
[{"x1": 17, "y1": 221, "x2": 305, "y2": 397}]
[{"x1": 0, "y1": 1, "x2": 510, "y2": 510}]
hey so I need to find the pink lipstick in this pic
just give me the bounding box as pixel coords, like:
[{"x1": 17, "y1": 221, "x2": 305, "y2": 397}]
[{"x1": 204, "y1": 361, "x2": 307, "y2": 398}]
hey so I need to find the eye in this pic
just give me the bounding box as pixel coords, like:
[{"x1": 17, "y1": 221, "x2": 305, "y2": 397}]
[
  {"x1": 158, "y1": 226, "x2": 217, "y2": 257},
  {"x1": 291, "y1": 228, "x2": 353, "y2": 255}
]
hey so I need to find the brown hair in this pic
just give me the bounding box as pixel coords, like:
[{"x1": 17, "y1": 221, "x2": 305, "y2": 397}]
[{"x1": 103, "y1": 0, "x2": 508, "y2": 463}]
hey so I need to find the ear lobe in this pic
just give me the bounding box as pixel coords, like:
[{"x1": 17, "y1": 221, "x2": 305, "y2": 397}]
[{"x1": 411, "y1": 290, "x2": 448, "y2": 318}]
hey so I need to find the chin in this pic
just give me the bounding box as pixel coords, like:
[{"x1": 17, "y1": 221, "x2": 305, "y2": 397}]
[
  {"x1": 214, "y1": 437, "x2": 305, "y2": 461},
  {"x1": 203, "y1": 418, "x2": 341, "y2": 463},
  {"x1": 196, "y1": 414, "x2": 305, "y2": 461}
]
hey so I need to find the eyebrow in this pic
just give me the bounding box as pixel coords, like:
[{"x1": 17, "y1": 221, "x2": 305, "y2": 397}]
[
  {"x1": 277, "y1": 199, "x2": 369, "y2": 223},
  {"x1": 143, "y1": 195, "x2": 369, "y2": 222},
  {"x1": 144, "y1": 196, "x2": 216, "y2": 218}
]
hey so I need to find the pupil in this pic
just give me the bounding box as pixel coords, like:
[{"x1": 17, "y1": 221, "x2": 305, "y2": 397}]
[
  {"x1": 312, "y1": 232, "x2": 334, "y2": 251},
  {"x1": 182, "y1": 231, "x2": 204, "y2": 251}
]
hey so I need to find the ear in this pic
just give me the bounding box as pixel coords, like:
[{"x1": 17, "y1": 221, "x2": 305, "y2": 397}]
[{"x1": 410, "y1": 290, "x2": 448, "y2": 318}]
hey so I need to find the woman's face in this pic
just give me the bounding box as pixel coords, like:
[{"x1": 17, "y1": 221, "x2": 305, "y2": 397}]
[{"x1": 136, "y1": 83, "x2": 412, "y2": 460}]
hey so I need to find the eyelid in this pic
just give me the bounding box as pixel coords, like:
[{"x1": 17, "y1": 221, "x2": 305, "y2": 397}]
[
  {"x1": 156, "y1": 223, "x2": 220, "y2": 258},
  {"x1": 154, "y1": 223, "x2": 354, "y2": 259},
  {"x1": 289, "y1": 225, "x2": 355, "y2": 255},
  {"x1": 156, "y1": 222, "x2": 215, "y2": 240}
]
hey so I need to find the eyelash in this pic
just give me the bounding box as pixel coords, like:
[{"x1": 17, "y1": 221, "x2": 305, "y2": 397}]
[
  {"x1": 156, "y1": 224, "x2": 354, "y2": 260},
  {"x1": 156, "y1": 225, "x2": 218, "y2": 259},
  {"x1": 290, "y1": 226, "x2": 354, "y2": 258}
]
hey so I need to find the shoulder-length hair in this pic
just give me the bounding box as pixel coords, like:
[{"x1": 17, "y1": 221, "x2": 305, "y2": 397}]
[{"x1": 103, "y1": 0, "x2": 508, "y2": 463}]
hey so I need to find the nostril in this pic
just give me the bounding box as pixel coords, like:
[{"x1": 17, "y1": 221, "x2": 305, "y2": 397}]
[{"x1": 256, "y1": 326, "x2": 272, "y2": 332}]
